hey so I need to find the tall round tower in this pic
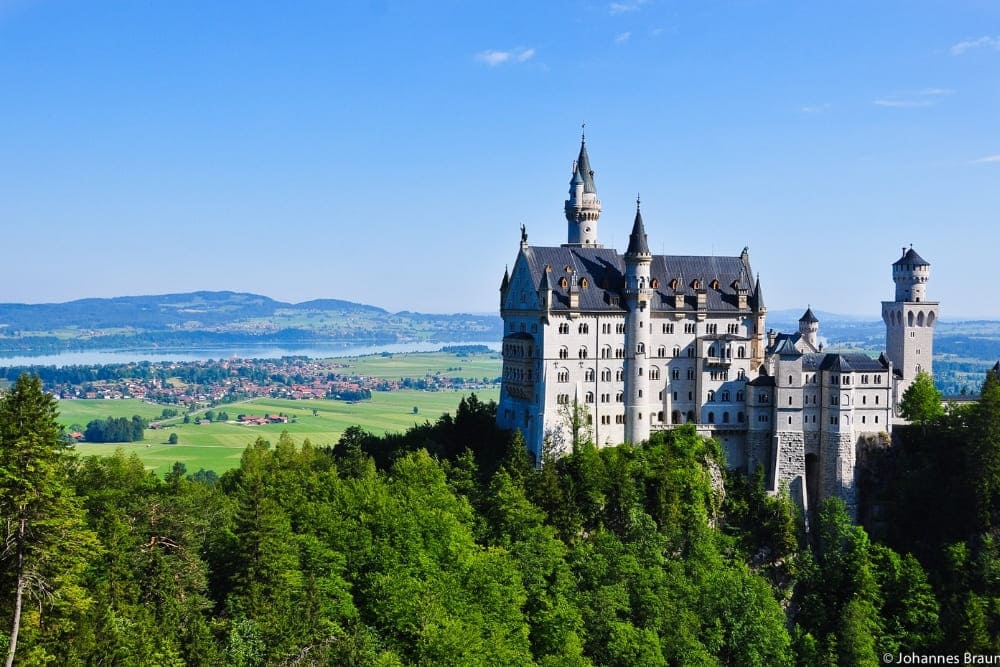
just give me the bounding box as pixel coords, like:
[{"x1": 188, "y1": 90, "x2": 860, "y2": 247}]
[
  {"x1": 624, "y1": 199, "x2": 652, "y2": 444},
  {"x1": 882, "y1": 246, "x2": 939, "y2": 404},
  {"x1": 563, "y1": 131, "x2": 602, "y2": 247}
]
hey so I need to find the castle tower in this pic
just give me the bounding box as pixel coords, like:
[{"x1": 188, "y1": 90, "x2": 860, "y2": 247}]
[
  {"x1": 623, "y1": 199, "x2": 652, "y2": 444},
  {"x1": 882, "y1": 247, "x2": 939, "y2": 402},
  {"x1": 563, "y1": 131, "x2": 603, "y2": 247},
  {"x1": 798, "y1": 307, "x2": 819, "y2": 350}
]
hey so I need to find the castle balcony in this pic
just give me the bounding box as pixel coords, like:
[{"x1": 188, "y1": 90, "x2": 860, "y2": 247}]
[{"x1": 703, "y1": 355, "x2": 732, "y2": 367}]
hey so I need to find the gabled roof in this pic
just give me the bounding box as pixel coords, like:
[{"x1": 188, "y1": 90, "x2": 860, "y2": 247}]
[
  {"x1": 818, "y1": 352, "x2": 889, "y2": 373},
  {"x1": 893, "y1": 247, "x2": 929, "y2": 267},
  {"x1": 772, "y1": 338, "x2": 802, "y2": 358},
  {"x1": 518, "y1": 246, "x2": 758, "y2": 313}
]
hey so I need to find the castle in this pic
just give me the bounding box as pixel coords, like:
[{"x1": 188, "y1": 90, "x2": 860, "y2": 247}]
[{"x1": 497, "y1": 135, "x2": 939, "y2": 515}]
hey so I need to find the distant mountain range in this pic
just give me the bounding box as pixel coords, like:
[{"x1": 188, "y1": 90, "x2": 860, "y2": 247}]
[{"x1": 0, "y1": 291, "x2": 503, "y2": 355}]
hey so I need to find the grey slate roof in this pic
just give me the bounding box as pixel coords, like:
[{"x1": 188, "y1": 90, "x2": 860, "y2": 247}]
[
  {"x1": 576, "y1": 140, "x2": 597, "y2": 194},
  {"x1": 752, "y1": 274, "x2": 765, "y2": 310},
  {"x1": 772, "y1": 338, "x2": 802, "y2": 358},
  {"x1": 817, "y1": 352, "x2": 889, "y2": 373},
  {"x1": 799, "y1": 307, "x2": 819, "y2": 323},
  {"x1": 520, "y1": 245, "x2": 759, "y2": 313},
  {"x1": 893, "y1": 248, "x2": 929, "y2": 267},
  {"x1": 625, "y1": 207, "x2": 650, "y2": 256}
]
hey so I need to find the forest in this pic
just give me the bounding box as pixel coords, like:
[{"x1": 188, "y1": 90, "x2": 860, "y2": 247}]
[{"x1": 1, "y1": 373, "x2": 999, "y2": 665}]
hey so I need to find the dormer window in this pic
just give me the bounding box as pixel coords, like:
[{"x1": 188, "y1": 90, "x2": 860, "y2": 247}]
[
  {"x1": 710, "y1": 279, "x2": 720, "y2": 290},
  {"x1": 580, "y1": 277, "x2": 589, "y2": 288},
  {"x1": 559, "y1": 277, "x2": 569, "y2": 289},
  {"x1": 670, "y1": 279, "x2": 679, "y2": 290},
  {"x1": 650, "y1": 278, "x2": 659, "y2": 289}
]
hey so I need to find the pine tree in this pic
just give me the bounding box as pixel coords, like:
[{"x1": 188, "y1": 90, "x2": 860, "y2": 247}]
[{"x1": 0, "y1": 374, "x2": 99, "y2": 666}]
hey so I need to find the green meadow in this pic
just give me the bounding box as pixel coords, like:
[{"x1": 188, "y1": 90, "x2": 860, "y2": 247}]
[{"x1": 55, "y1": 351, "x2": 502, "y2": 477}]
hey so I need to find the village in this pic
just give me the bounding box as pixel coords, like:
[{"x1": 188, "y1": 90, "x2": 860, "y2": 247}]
[{"x1": 20, "y1": 354, "x2": 500, "y2": 411}]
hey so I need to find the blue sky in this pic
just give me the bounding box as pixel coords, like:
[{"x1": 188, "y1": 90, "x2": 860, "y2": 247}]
[{"x1": 1, "y1": 1, "x2": 998, "y2": 318}]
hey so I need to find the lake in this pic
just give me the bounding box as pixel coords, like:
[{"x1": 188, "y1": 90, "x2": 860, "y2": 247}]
[{"x1": 0, "y1": 341, "x2": 501, "y2": 368}]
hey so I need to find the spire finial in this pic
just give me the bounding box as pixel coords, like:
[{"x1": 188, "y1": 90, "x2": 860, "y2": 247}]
[
  {"x1": 636, "y1": 193, "x2": 641, "y2": 210},
  {"x1": 581, "y1": 122, "x2": 586, "y2": 142}
]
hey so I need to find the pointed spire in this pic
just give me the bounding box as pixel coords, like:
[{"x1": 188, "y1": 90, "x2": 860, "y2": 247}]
[
  {"x1": 576, "y1": 133, "x2": 596, "y2": 194},
  {"x1": 500, "y1": 265, "x2": 510, "y2": 291},
  {"x1": 799, "y1": 306, "x2": 819, "y2": 323},
  {"x1": 753, "y1": 273, "x2": 765, "y2": 310},
  {"x1": 539, "y1": 268, "x2": 551, "y2": 290},
  {"x1": 625, "y1": 195, "x2": 650, "y2": 256}
]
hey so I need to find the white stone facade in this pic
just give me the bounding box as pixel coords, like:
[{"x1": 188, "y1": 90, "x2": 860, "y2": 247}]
[{"x1": 497, "y1": 138, "x2": 934, "y2": 516}]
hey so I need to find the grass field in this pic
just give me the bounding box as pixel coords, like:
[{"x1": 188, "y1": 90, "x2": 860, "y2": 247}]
[
  {"x1": 58, "y1": 351, "x2": 501, "y2": 477},
  {"x1": 63, "y1": 390, "x2": 499, "y2": 477}
]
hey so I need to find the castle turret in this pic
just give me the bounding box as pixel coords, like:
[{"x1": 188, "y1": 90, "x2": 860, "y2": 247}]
[
  {"x1": 750, "y1": 274, "x2": 767, "y2": 368},
  {"x1": 563, "y1": 130, "x2": 602, "y2": 247},
  {"x1": 798, "y1": 307, "x2": 819, "y2": 351},
  {"x1": 882, "y1": 246, "x2": 939, "y2": 405},
  {"x1": 623, "y1": 199, "x2": 652, "y2": 444}
]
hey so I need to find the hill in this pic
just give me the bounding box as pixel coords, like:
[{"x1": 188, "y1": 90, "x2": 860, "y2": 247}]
[{"x1": 0, "y1": 291, "x2": 502, "y2": 355}]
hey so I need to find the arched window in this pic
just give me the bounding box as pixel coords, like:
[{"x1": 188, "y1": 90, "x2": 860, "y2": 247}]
[
  {"x1": 908, "y1": 310, "x2": 915, "y2": 326},
  {"x1": 557, "y1": 369, "x2": 569, "y2": 382},
  {"x1": 687, "y1": 410, "x2": 696, "y2": 423},
  {"x1": 670, "y1": 279, "x2": 679, "y2": 290},
  {"x1": 650, "y1": 278, "x2": 659, "y2": 289},
  {"x1": 580, "y1": 277, "x2": 589, "y2": 288},
  {"x1": 738, "y1": 411, "x2": 745, "y2": 422},
  {"x1": 658, "y1": 346, "x2": 666, "y2": 357},
  {"x1": 637, "y1": 342, "x2": 645, "y2": 354},
  {"x1": 559, "y1": 277, "x2": 568, "y2": 289},
  {"x1": 672, "y1": 369, "x2": 680, "y2": 380},
  {"x1": 616, "y1": 369, "x2": 624, "y2": 382},
  {"x1": 578, "y1": 347, "x2": 588, "y2": 359},
  {"x1": 559, "y1": 346, "x2": 568, "y2": 359},
  {"x1": 917, "y1": 311, "x2": 925, "y2": 326},
  {"x1": 578, "y1": 323, "x2": 589, "y2": 334},
  {"x1": 707, "y1": 390, "x2": 716, "y2": 401},
  {"x1": 710, "y1": 279, "x2": 720, "y2": 290},
  {"x1": 585, "y1": 368, "x2": 595, "y2": 382},
  {"x1": 927, "y1": 311, "x2": 936, "y2": 326},
  {"x1": 585, "y1": 391, "x2": 594, "y2": 403},
  {"x1": 672, "y1": 410, "x2": 681, "y2": 424},
  {"x1": 738, "y1": 346, "x2": 746, "y2": 358},
  {"x1": 601, "y1": 368, "x2": 611, "y2": 382},
  {"x1": 722, "y1": 391, "x2": 730, "y2": 401},
  {"x1": 707, "y1": 411, "x2": 715, "y2": 424},
  {"x1": 673, "y1": 345, "x2": 681, "y2": 357},
  {"x1": 723, "y1": 412, "x2": 730, "y2": 423},
  {"x1": 649, "y1": 366, "x2": 661, "y2": 380}
]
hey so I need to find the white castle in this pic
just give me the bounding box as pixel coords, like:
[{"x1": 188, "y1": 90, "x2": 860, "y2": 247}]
[{"x1": 497, "y1": 135, "x2": 939, "y2": 514}]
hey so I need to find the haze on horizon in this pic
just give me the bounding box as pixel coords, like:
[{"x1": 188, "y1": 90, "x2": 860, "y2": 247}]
[{"x1": 1, "y1": 1, "x2": 998, "y2": 318}]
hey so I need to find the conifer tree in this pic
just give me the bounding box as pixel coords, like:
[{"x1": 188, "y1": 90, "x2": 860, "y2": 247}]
[{"x1": 0, "y1": 374, "x2": 98, "y2": 666}]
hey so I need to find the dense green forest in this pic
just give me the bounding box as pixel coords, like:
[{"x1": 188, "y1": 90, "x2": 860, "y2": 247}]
[{"x1": 1, "y1": 374, "x2": 999, "y2": 664}]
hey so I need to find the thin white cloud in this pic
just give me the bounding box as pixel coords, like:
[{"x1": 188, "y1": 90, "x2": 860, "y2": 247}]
[
  {"x1": 874, "y1": 99, "x2": 933, "y2": 108},
  {"x1": 609, "y1": 0, "x2": 648, "y2": 15},
  {"x1": 874, "y1": 88, "x2": 955, "y2": 108},
  {"x1": 951, "y1": 36, "x2": 1000, "y2": 55},
  {"x1": 615, "y1": 31, "x2": 631, "y2": 44},
  {"x1": 799, "y1": 103, "x2": 830, "y2": 114},
  {"x1": 475, "y1": 47, "x2": 535, "y2": 67},
  {"x1": 972, "y1": 154, "x2": 1000, "y2": 164}
]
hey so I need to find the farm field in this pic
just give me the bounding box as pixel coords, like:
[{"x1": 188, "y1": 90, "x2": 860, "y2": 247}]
[
  {"x1": 335, "y1": 351, "x2": 501, "y2": 380},
  {"x1": 65, "y1": 388, "x2": 500, "y2": 477}
]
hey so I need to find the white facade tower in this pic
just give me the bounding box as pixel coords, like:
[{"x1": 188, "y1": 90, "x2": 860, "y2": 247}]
[{"x1": 623, "y1": 200, "x2": 652, "y2": 444}]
